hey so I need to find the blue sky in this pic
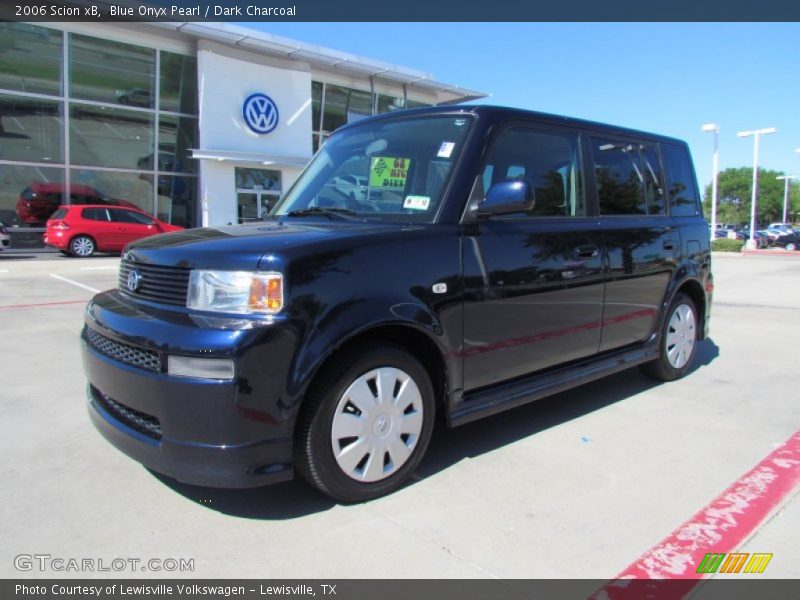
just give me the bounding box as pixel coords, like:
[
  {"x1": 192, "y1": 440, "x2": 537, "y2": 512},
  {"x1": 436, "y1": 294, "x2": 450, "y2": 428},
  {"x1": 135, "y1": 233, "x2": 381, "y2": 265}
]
[{"x1": 242, "y1": 22, "x2": 800, "y2": 193}]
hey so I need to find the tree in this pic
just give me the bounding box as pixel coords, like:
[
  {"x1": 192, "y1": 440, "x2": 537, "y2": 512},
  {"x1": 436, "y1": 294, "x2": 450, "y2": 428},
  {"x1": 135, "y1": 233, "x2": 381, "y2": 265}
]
[{"x1": 702, "y1": 167, "x2": 800, "y2": 225}]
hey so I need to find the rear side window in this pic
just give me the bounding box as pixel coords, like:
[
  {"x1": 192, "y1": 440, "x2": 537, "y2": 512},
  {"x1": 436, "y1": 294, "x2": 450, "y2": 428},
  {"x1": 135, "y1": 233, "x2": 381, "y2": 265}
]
[
  {"x1": 480, "y1": 127, "x2": 585, "y2": 217},
  {"x1": 51, "y1": 208, "x2": 68, "y2": 220},
  {"x1": 82, "y1": 208, "x2": 109, "y2": 221},
  {"x1": 593, "y1": 137, "x2": 665, "y2": 216},
  {"x1": 109, "y1": 209, "x2": 152, "y2": 224},
  {"x1": 662, "y1": 143, "x2": 700, "y2": 216}
]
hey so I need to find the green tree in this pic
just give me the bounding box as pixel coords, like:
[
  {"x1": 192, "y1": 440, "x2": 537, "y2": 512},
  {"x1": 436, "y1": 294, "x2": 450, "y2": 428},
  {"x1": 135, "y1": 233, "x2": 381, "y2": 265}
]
[{"x1": 703, "y1": 167, "x2": 800, "y2": 226}]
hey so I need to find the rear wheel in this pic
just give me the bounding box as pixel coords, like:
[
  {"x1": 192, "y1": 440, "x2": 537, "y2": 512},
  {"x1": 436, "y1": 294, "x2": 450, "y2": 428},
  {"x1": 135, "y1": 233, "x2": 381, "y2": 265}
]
[
  {"x1": 786, "y1": 243, "x2": 797, "y2": 252},
  {"x1": 641, "y1": 293, "x2": 698, "y2": 381},
  {"x1": 69, "y1": 235, "x2": 96, "y2": 257},
  {"x1": 295, "y1": 344, "x2": 435, "y2": 502}
]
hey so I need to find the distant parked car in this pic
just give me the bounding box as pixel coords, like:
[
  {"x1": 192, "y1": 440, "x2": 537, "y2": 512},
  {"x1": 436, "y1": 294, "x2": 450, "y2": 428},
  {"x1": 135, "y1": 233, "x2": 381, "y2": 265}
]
[
  {"x1": 0, "y1": 221, "x2": 9, "y2": 252},
  {"x1": 773, "y1": 233, "x2": 800, "y2": 252},
  {"x1": 16, "y1": 183, "x2": 139, "y2": 226},
  {"x1": 115, "y1": 88, "x2": 152, "y2": 108},
  {"x1": 44, "y1": 205, "x2": 183, "y2": 257},
  {"x1": 737, "y1": 228, "x2": 769, "y2": 248},
  {"x1": 331, "y1": 174, "x2": 369, "y2": 200}
]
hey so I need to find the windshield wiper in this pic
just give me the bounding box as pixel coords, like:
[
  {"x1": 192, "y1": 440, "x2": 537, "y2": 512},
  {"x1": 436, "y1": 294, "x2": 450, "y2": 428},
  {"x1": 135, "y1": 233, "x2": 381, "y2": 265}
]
[{"x1": 285, "y1": 207, "x2": 360, "y2": 220}]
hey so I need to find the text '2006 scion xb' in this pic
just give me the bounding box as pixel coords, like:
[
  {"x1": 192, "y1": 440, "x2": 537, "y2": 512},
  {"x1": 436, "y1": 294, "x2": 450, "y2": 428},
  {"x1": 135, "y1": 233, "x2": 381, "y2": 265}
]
[{"x1": 83, "y1": 106, "x2": 713, "y2": 502}]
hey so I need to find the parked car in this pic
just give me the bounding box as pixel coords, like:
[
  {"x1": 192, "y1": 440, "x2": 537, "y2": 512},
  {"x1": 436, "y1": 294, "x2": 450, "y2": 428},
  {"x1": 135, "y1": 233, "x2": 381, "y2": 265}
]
[
  {"x1": 44, "y1": 205, "x2": 183, "y2": 257},
  {"x1": 331, "y1": 174, "x2": 369, "y2": 200},
  {"x1": 16, "y1": 183, "x2": 139, "y2": 226},
  {"x1": 82, "y1": 105, "x2": 713, "y2": 502},
  {"x1": 0, "y1": 221, "x2": 9, "y2": 251},
  {"x1": 115, "y1": 88, "x2": 152, "y2": 108},
  {"x1": 737, "y1": 228, "x2": 769, "y2": 248},
  {"x1": 773, "y1": 233, "x2": 800, "y2": 252}
]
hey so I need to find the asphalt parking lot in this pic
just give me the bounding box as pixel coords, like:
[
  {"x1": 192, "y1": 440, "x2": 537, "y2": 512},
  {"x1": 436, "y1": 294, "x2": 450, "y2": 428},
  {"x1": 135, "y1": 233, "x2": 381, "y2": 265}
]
[{"x1": 1, "y1": 252, "x2": 798, "y2": 584}]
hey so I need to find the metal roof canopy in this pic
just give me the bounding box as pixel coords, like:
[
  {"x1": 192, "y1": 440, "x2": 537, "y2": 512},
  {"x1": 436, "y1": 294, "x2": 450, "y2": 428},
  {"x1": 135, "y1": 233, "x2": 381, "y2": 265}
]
[{"x1": 146, "y1": 21, "x2": 488, "y2": 104}]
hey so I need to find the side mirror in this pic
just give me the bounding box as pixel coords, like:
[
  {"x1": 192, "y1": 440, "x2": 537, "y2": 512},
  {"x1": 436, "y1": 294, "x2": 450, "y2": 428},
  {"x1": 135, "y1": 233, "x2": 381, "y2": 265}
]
[{"x1": 476, "y1": 180, "x2": 535, "y2": 217}]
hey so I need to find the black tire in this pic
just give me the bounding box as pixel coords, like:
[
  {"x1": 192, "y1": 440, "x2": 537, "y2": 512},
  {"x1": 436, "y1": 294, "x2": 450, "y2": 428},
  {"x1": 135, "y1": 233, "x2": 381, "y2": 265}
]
[
  {"x1": 69, "y1": 235, "x2": 96, "y2": 257},
  {"x1": 640, "y1": 292, "x2": 699, "y2": 381},
  {"x1": 295, "y1": 344, "x2": 435, "y2": 502}
]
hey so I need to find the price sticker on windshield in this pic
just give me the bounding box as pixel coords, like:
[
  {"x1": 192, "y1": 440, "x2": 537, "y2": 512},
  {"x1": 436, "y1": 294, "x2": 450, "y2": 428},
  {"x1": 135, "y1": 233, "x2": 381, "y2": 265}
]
[{"x1": 370, "y1": 156, "x2": 411, "y2": 189}]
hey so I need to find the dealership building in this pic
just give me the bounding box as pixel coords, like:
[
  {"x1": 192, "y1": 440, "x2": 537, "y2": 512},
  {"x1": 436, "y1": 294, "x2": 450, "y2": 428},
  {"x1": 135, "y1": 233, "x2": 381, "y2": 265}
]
[{"x1": 0, "y1": 21, "x2": 484, "y2": 247}]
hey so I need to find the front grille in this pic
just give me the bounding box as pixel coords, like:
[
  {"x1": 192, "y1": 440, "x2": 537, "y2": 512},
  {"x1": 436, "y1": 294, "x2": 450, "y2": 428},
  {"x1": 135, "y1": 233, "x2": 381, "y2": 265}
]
[
  {"x1": 119, "y1": 259, "x2": 190, "y2": 307},
  {"x1": 85, "y1": 327, "x2": 161, "y2": 373},
  {"x1": 91, "y1": 386, "x2": 162, "y2": 440}
]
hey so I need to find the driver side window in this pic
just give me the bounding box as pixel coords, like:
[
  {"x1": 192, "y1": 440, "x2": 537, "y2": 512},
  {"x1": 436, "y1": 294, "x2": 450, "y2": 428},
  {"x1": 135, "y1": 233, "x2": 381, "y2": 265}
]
[{"x1": 481, "y1": 127, "x2": 585, "y2": 218}]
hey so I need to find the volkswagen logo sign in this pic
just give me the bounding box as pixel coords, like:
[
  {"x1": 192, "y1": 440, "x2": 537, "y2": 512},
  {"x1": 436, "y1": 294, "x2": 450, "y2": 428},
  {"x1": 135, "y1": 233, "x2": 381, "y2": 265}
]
[
  {"x1": 127, "y1": 270, "x2": 142, "y2": 292},
  {"x1": 242, "y1": 93, "x2": 279, "y2": 134}
]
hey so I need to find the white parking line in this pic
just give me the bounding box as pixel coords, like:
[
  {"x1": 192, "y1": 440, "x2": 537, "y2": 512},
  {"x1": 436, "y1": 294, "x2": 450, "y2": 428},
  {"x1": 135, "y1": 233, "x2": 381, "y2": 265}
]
[
  {"x1": 49, "y1": 274, "x2": 100, "y2": 293},
  {"x1": 104, "y1": 122, "x2": 126, "y2": 139},
  {"x1": 0, "y1": 269, "x2": 9, "y2": 273}
]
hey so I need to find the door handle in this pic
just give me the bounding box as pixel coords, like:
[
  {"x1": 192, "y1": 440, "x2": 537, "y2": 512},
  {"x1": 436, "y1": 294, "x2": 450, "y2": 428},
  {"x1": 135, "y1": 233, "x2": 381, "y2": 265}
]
[
  {"x1": 663, "y1": 241, "x2": 675, "y2": 251},
  {"x1": 572, "y1": 245, "x2": 599, "y2": 260}
]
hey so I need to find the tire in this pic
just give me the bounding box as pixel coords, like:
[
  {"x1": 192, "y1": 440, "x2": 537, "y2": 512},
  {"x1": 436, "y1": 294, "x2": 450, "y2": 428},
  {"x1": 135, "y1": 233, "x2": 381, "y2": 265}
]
[
  {"x1": 640, "y1": 293, "x2": 699, "y2": 382},
  {"x1": 295, "y1": 344, "x2": 435, "y2": 502},
  {"x1": 786, "y1": 243, "x2": 797, "y2": 252},
  {"x1": 69, "y1": 235, "x2": 96, "y2": 257}
]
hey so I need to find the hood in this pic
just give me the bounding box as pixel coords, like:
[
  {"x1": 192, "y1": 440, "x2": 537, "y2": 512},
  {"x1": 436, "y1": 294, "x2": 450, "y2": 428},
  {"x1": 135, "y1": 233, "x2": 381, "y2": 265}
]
[{"x1": 124, "y1": 219, "x2": 424, "y2": 272}]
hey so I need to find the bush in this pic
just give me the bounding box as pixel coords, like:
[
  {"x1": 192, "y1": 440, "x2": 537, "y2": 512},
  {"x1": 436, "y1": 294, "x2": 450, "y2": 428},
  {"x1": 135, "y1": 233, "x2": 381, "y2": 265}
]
[{"x1": 711, "y1": 238, "x2": 744, "y2": 252}]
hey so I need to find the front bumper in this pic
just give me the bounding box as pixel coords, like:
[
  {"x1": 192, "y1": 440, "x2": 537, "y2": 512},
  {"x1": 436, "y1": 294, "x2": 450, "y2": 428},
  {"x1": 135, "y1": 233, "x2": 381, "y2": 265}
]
[{"x1": 82, "y1": 291, "x2": 298, "y2": 488}]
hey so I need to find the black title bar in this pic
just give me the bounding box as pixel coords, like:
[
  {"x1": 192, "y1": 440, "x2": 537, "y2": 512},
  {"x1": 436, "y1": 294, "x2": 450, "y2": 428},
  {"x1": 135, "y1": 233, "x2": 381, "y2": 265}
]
[{"x1": 2, "y1": 0, "x2": 800, "y2": 22}]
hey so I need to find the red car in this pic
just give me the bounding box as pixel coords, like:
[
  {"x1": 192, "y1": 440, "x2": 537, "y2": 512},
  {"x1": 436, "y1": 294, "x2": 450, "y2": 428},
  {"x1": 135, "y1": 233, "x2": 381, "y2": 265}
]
[
  {"x1": 17, "y1": 183, "x2": 138, "y2": 226},
  {"x1": 44, "y1": 205, "x2": 184, "y2": 257}
]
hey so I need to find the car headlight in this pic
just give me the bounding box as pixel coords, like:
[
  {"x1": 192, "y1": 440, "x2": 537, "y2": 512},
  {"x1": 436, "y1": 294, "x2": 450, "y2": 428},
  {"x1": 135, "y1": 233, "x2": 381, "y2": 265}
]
[{"x1": 187, "y1": 270, "x2": 283, "y2": 314}]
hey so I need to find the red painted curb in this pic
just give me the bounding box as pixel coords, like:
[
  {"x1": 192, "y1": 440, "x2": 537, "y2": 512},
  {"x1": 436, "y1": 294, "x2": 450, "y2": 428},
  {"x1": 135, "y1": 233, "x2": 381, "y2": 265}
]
[
  {"x1": 591, "y1": 430, "x2": 800, "y2": 599},
  {"x1": 0, "y1": 299, "x2": 87, "y2": 310}
]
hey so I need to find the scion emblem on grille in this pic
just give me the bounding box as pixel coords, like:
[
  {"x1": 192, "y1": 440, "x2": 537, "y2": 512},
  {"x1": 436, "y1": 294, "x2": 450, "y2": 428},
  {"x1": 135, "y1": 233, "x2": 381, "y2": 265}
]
[{"x1": 127, "y1": 270, "x2": 142, "y2": 292}]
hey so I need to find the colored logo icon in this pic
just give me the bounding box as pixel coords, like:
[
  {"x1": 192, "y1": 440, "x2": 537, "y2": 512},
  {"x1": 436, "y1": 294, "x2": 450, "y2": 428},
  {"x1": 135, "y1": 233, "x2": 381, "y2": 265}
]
[{"x1": 242, "y1": 93, "x2": 279, "y2": 134}]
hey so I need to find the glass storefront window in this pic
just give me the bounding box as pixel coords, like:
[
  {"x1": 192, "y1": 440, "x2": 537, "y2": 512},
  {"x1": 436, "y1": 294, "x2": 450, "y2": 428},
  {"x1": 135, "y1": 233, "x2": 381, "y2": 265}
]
[
  {"x1": 322, "y1": 85, "x2": 374, "y2": 133},
  {"x1": 0, "y1": 95, "x2": 63, "y2": 163},
  {"x1": 0, "y1": 165, "x2": 64, "y2": 228},
  {"x1": 158, "y1": 115, "x2": 197, "y2": 173},
  {"x1": 70, "y1": 169, "x2": 154, "y2": 215},
  {"x1": 69, "y1": 34, "x2": 155, "y2": 108},
  {"x1": 311, "y1": 81, "x2": 323, "y2": 132},
  {"x1": 159, "y1": 51, "x2": 198, "y2": 114},
  {"x1": 0, "y1": 23, "x2": 62, "y2": 96},
  {"x1": 70, "y1": 104, "x2": 154, "y2": 170},
  {"x1": 156, "y1": 175, "x2": 195, "y2": 227}
]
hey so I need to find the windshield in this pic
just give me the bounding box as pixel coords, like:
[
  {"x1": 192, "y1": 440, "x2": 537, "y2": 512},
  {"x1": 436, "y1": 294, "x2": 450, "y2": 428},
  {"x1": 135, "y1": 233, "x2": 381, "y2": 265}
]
[{"x1": 273, "y1": 115, "x2": 473, "y2": 223}]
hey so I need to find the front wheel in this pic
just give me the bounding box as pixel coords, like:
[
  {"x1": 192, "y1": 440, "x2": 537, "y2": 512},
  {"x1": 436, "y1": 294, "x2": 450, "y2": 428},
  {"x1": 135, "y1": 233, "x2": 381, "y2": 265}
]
[
  {"x1": 785, "y1": 243, "x2": 797, "y2": 252},
  {"x1": 641, "y1": 293, "x2": 698, "y2": 381},
  {"x1": 295, "y1": 344, "x2": 435, "y2": 502}
]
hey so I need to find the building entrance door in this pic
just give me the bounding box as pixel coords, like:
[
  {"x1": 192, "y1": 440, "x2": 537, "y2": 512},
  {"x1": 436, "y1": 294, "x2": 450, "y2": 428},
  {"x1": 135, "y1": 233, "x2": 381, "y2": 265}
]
[{"x1": 235, "y1": 167, "x2": 282, "y2": 223}]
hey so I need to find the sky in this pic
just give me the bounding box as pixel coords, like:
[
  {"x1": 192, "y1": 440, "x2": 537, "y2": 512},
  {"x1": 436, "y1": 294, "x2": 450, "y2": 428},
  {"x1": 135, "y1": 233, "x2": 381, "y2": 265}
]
[{"x1": 240, "y1": 22, "x2": 800, "y2": 193}]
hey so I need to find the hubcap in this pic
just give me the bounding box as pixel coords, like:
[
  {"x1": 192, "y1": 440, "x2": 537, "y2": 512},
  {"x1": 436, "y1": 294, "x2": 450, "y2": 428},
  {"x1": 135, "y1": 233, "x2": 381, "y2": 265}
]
[
  {"x1": 665, "y1": 303, "x2": 696, "y2": 369},
  {"x1": 73, "y1": 237, "x2": 94, "y2": 256},
  {"x1": 330, "y1": 367, "x2": 424, "y2": 483}
]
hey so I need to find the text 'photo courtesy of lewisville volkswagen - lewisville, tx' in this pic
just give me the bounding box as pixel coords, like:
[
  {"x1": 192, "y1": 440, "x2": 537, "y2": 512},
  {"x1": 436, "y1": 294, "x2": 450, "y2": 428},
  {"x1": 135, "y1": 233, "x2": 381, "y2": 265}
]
[{"x1": 1, "y1": 11, "x2": 799, "y2": 599}]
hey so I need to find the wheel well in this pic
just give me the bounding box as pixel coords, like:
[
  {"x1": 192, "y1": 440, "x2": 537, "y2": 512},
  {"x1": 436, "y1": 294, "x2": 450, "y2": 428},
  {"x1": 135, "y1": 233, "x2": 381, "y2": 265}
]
[
  {"x1": 309, "y1": 325, "x2": 447, "y2": 414},
  {"x1": 676, "y1": 279, "x2": 706, "y2": 339}
]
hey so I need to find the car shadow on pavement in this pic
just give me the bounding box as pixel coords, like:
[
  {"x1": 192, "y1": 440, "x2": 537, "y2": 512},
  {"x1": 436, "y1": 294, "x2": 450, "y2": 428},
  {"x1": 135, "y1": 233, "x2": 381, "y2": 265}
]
[
  {"x1": 418, "y1": 337, "x2": 720, "y2": 481},
  {"x1": 154, "y1": 338, "x2": 719, "y2": 519}
]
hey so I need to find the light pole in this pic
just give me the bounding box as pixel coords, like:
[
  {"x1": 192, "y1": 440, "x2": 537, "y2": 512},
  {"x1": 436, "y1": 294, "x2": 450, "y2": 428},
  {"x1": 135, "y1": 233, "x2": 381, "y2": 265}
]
[
  {"x1": 702, "y1": 123, "x2": 720, "y2": 238},
  {"x1": 776, "y1": 175, "x2": 796, "y2": 225},
  {"x1": 737, "y1": 127, "x2": 777, "y2": 249}
]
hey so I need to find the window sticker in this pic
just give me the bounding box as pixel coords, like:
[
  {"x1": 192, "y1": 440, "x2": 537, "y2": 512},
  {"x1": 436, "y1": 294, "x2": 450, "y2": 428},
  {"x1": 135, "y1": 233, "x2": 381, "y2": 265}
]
[
  {"x1": 369, "y1": 156, "x2": 411, "y2": 189},
  {"x1": 437, "y1": 142, "x2": 455, "y2": 158},
  {"x1": 403, "y1": 195, "x2": 430, "y2": 211}
]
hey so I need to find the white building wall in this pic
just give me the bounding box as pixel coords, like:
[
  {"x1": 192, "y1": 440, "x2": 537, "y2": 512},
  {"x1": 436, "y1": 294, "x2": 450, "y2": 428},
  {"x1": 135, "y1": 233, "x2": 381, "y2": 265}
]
[{"x1": 197, "y1": 41, "x2": 313, "y2": 226}]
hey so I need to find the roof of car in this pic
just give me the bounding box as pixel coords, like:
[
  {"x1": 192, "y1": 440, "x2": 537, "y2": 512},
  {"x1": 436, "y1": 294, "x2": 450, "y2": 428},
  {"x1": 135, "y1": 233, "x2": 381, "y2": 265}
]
[{"x1": 335, "y1": 104, "x2": 687, "y2": 146}]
